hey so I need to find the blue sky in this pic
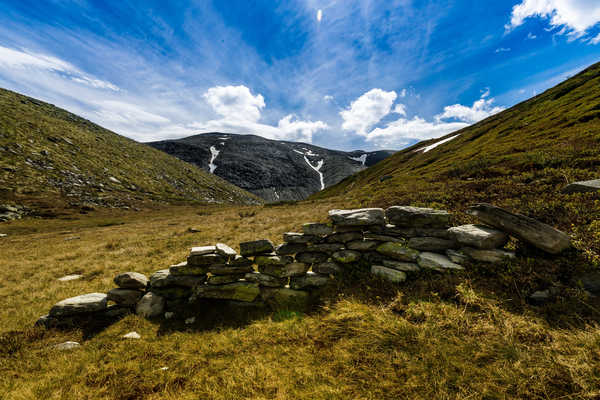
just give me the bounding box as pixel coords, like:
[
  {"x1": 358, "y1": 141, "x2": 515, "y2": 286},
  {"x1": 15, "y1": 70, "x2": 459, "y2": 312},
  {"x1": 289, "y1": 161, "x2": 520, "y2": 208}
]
[{"x1": 0, "y1": 0, "x2": 599, "y2": 151}]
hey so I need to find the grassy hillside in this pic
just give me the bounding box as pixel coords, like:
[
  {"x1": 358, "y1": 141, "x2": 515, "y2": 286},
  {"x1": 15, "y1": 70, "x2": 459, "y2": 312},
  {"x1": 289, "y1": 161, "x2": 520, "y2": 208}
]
[
  {"x1": 0, "y1": 89, "x2": 259, "y2": 216},
  {"x1": 312, "y1": 61, "x2": 600, "y2": 259}
]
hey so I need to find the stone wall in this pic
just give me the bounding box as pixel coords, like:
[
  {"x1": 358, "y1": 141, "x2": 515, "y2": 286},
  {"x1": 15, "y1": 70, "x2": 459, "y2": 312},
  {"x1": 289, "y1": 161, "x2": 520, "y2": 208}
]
[{"x1": 36, "y1": 203, "x2": 572, "y2": 328}]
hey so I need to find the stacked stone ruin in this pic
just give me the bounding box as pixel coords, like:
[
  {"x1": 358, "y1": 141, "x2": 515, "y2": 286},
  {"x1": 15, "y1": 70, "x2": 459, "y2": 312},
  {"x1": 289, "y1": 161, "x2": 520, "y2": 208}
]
[{"x1": 37, "y1": 203, "x2": 572, "y2": 327}]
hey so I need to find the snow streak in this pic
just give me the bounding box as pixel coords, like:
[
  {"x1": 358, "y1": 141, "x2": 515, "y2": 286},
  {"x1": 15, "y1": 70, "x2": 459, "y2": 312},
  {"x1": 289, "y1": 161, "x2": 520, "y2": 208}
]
[
  {"x1": 304, "y1": 156, "x2": 325, "y2": 190},
  {"x1": 348, "y1": 154, "x2": 368, "y2": 166},
  {"x1": 209, "y1": 146, "x2": 220, "y2": 173}
]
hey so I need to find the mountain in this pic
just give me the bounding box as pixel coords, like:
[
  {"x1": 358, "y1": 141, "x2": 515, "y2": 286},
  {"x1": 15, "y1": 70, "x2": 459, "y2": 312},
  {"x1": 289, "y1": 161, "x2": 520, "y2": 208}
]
[
  {"x1": 0, "y1": 89, "x2": 260, "y2": 218},
  {"x1": 148, "y1": 133, "x2": 395, "y2": 202},
  {"x1": 310, "y1": 62, "x2": 600, "y2": 236}
]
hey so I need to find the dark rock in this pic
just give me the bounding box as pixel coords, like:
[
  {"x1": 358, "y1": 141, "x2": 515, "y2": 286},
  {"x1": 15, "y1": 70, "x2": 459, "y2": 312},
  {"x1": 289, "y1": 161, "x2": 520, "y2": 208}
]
[
  {"x1": 244, "y1": 272, "x2": 287, "y2": 287},
  {"x1": 240, "y1": 239, "x2": 275, "y2": 256},
  {"x1": 312, "y1": 261, "x2": 342, "y2": 275},
  {"x1": 107, "y1": 288, "x2": 144, "y2": 306},
  {"x1": 209, "y1": 263, "x2": 253, "y2": 275},
  {"x1": 371, "y1": 265, "x2": 407, "y2": 283},
  {"x1": 332, "y1": 250, "x2": 362, "y2": 264},
  {"x1": 459, "y1": 247, "x2": 515, "y2": 263},
  {"x1": 170, "y1": 261, "x2": 209, "y2": 275},
  {"x1": 260, "y1": 287, "x2": 315, "y2": 311},
  {"x1": 49, "y1": 293, "x2": 108, "y2": 317},
  {"x1": 385, "y1": 206, "x2": 451, "y2": 228},
  {"x1": 207, "y1": 274, "x2": 245, "y2": 285},
  {"x1": 325, "y1": 231, "x2": 364, "y2": 243},
  {"x1": 283, "y1": 232, "x2": 319, "y2": 244},
  {"x1": 376, "y1": 242, "x2": 419, "y2": 261},
  {"x1": 191, "y1": 282, "x2": 261, "y2": 302},
  {"x1": 136, "y1": 292, "x2": 165, "y2": 318},
  {"x1": 296, "y1": 251, "x2": 329, "y2": 264},
  {"x1": 187, "y1": 253, "x2": 226, "y2": 267},
  {"x1": 407, "y1": 237, "x2": 456, "y2": 252},
  {"x1": 302, "y1": 223, "x2": 333, "y2": 236},
  {"x1": 149, "y1": 269, "x2": 206, "y2": 288},
  {"x1": 289, "y1": 272, "x2": 331, "y2": 289},
  {"x1": 276, "y1": 242, "x2": 308, "y2": 255}
]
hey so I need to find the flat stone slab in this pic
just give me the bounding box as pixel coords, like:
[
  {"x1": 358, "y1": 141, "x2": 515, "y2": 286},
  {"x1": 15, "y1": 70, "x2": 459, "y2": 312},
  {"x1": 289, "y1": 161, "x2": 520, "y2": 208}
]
[
  {"x1": 215, "y1": 243, "x2": 237, "y2": 258},
  {"x1": 114, "y1": 272, "x2": 148, "y2": 289},
  {"x1": 448, "y1": 224, "x2": 508, "y2": 250},
  {"x1": 192, "y1": 282, "x2": 260, "y2": 302},
  {"x1": 107, "y1": 288, "x2": 144, "y2": 306},
  {"x1": 385, "y1": 206, "x2": 451, "y2": 228},
  {"x1": 308, "y1": 243, "x2": 345, "y2": 253},
  {"x1": 467, "y1": 203, "x2": 571, "y2": 254},
  {"x1": 312, "y1": 261, "x2": 342, "y2": 275},
  {"x1": 460, "y1": 247, "x2": 516, "y2": 263},
  {"x1": 57, "y1": 274, "x2": 83, "y2": 282},
  {"x1": 189, "y1": 246, "x2": 217, "y2": 256},
  {"x1": 332, "y1": 250, "x2": 362, "y2": 264},
  {"x1": 376, "y1": 242, "x2": 420, "y2": 262},
  {"x1": 240, "y1": 239, "x2": 274, "y2": 256},
  {"x1": 328, "y1": 208, "x2": 385, "y2": 226},
  {"x1": 326, "y1": 231, "x2": 364, "y2": 243},
  {"x1": 417, "y1": 252, "x2": 464, "y2": 271},
  {"x1": 244, "y1": 272, "x2": 287, "y2": 287},
  {"x1": 259, "y1": 262, "x2": 309, "y2": 278},
  {"x1": 346, "y1": 240, "x2": 380, "y2": 251},
  {"x1": 136, "y1": 292, "x2": 165, "y2": 318},
  {"x1": 562, "y1": 179, "x2": 600, "y2": 194},
  {"x1": 149, "y1": 269, "x2": 206, "y2": 288},
  {"x1": 302, "y1": 223, "x2": 333, "y2": 236},
  {"x1": 407, "y1": 237, "x2": 456, "y2": 252},
  {"x1": 446, "y1": 249, "x2": 470, "y2": 264},
  {"x1": 382, "y1": 259, "x2": 420, "y2": 272},
  {"x1": 50, "y1": 293, "x2": 108, "y2": 317},
  {"x1": 289, "y1": 272, "x2": 330, "y2": 289},
  {"x1": 170, "y1": 261, "x2": 209, "y2": 276},
  {"x1": 55, "y1": 341, "x2": 81, "y2": 350},
  {"x1": 207, "y1": 274, "x2": 245, "y2": 285},
  {"x1": 283, "y1": 232, "x2": 319, "y2": 244},
  {"x1": 254, "y1": 255, "x2": 293, "y2": 267},
  {"x1": 295, "y1": 251, "x2": 329, "y2": 264},
  {"x1": 276, "y1": 242, "x2": 308, "y2": 255},
  {"x1": 209, "y1": 263, "x2": 253, "y2": 275},
  {"x1": 187, "y1": 253, "x2": 226, "y2": 267},
  {"x1": 371, "y1": 265, "x2": 407, "y2": 283},
  {"x1": 230, "y1": 255, "x2": 253, "y2": 267}
]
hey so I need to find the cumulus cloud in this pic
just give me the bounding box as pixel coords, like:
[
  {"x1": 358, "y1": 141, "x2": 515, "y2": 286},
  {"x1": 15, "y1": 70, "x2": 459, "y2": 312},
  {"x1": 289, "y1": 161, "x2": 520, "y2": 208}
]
[
  {"x1": 435, "y1": 96, "x2": 505, "y2": 124},
  {"x1": 340, "y1": 88, "x2": 397, "y2": 135},
  {"x1": 393, "y1": 103, "x2": 407, "y2": 116},
  {"x1": 506, "y1": 0, "x2": 600, "y2": 41},
  {"x1": 198, "y1": 85, "x2": 327, "y2": 142}
]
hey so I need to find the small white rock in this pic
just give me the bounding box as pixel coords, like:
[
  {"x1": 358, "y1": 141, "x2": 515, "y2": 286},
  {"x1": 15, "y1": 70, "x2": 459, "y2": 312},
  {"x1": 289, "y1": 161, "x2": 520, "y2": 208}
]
[
  {"x1": 164, "y1": 311, "x2": 174, "y2": 319},
  {"x1": 157, "y1": 366, "x2": 169, "y2": 371},
  {"x1": 185, "y1": 317, "x2": 196, "y2": 325},
  {"x1": 57, "y1": 274, "x2": 83, "y2": 282},
  {"x1": 122, "y1": 331, "x2": 141, "y2": 339},
  {"x1": 0, "y1": 233, "x2": 7, "y2": 237},
  {"x1": 55, "y1": 341, "x2": 80, "y2": 350}
]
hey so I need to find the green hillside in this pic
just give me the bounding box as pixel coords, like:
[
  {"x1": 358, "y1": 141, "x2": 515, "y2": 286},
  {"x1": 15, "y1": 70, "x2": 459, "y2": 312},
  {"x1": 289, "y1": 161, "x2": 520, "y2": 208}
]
[{"x1": 0, "y1": 89, "x2": 260, "y2": 216}]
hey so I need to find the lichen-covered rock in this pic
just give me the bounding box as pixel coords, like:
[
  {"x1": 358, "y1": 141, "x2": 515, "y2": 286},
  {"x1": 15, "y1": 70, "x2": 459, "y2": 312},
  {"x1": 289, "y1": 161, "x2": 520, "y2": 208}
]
[
  {"x1": 376, "y1": 242, "x2": 419, "y2": 261},
  {"x1": 382, "y1": 259, "x2": 420, "y2": 272},
  {"x1": 215, "y1": 243, "x2": 237, "y2": 258},
  {"x1": 460, "y1": 247, "x2": 516, "y2": 263},
  {"x1": 283, "y1": 232, "x2": 319, "y2": 244},
  {"x1": 149, "y1": 269, "x2": 206, "y2": 288},
  {"x1": 302, "y1": 223, "x2": 333, "y2": 236},
  {"x1": 259, "y1": 262, "x2": 308, "y2": 278},
  {"x1": 417, "y1": 252, "x2": 464, "y2": 271},
  {"x1": 187, "y1": 253, "x2": 226, "y2": 267},
  {"x1": 312, "y1": 261, "x2": 342, "y2": 275},
  {"x1": 448, "y1": 224, "x2": 508, "y2": 250},
  {"x1": 371, "y1": 265, "x2": 407, "y2": 283},
  {"x1": 385, "y1": 206, "x2": 451, "y2": 228},
  {"x1": 276, "y1": 242, "x2": 308, "y2": 255},
  {"x1": 191, "y1": 282, "x2": 261, "y2": 302},
  {"x1": 295, "y1": 251, "x2": 329, "y2": 264},
  {"x1": 169, "y1": 261, "x2": 209, "y2": 275},
  {"x1": 255, "y1": 254, "x2": 293, "y2": 267},
  {"x1": 260, "y1": 287, "x2": 315, "y2": 311},
  {"x1": 107, "y1": 288, "x2": 144, "y2": 306},
  {"x1": 114, "y1": 272, "x2": 148, "y2": 289},
  {"x1": 136, "y1": 292, "x2": 165, "y2": 318},
  {"x1": 346, "y1": 240, "x2": 380, "y2": 251},
  {"x1": 49, "y1": 293, "x2": 108, "y2": 317},
  {"x1": 209, "y1": 263, "x2": 253, "y2": 275},
  {"x1": 244, "y1": 271, "x2": 287, "y2": 287},
  {"x1": 289, "y1": 272, "x2": 331, "y2": 289},
  {"x1": 307, "y1": 243, "x2": 345, "y2": 253},
  {"x1": 329, "y1": 208, "x2": 385, "y2": 226},
  {"x1": 240, "y1": 239, "x2": 275, "y2": 256},
  {"x1": 407, "y1": 237, "x2": 456, "y2": 252},
  {"x1": 230, "y1": 255, "x2": 253, "y2": 267},
  {"x1": 332, "y1": 250, "x2": 362, "y2": 264},
  {"x1": 326, "y1": 231, "x2": 364, "y2": 243},
  {"x1": 207, "y1": 274, "x2": 245, "y2": 285}
]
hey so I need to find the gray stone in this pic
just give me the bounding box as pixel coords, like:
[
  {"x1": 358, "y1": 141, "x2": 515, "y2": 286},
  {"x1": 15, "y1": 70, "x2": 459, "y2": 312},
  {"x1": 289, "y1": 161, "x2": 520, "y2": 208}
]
[
  {"x1": 189, "y1": 246, "x2": 217, "y2": 256},
  {"x1": 170, "y1": 261, "x2": 209, "y2": 276},
  {"x1": 307, "y1": 243, "x2": 345, "y2": 253},
  {"x1": 240, "y1": 239, "x2": 275, "y2": 256},
  {"x1": 362, "y1": 251, "x2": 386, "y2": 264},
  {"x1": 260, "y1": 287, "x2": 314, "y2": 311},
  {"x1": 333, "y1": 225, "x2": 366, "y2": 233},
  {"x1": 187, "y1": 253, "x2": 226, "y2": 266},
  {"x1": 209, "y1": 263, "x2": 253, "y2": 275},
  {"x1": 576, "y1": 272, "x2": 600, "y2": 295},
  {"x1": 332, "y1": 250, "x2": 362, "y2": 264},
  {"x1": 55, "y1": 341, "x2": 81, "y2": 351},
  {"x1": 448, "y1": 224, "x2": 508, "y2": 249},
  {"x1": 385, "y1": 206, "x2": 452, "y2": 228},
  {"x1": 114, "y1": 272, "x2": 148, "y2": 289},
  {"x1": 328, "y1": 208, "x2": 385, "y2": 226},
  {"x1": 151, "y1": 286, "x2": 193, "y2": 300},
  {"x1": 191, "y1": 282, "x2": 261, "y2": 302},
  {"x1": 562, "y1": 179, "x2": 600, "y2": 194},
  {"x1": 467, "y1": 203, "x2": 571, "y2": 254},
  {"x1": 529, "y1": 288, "x2": 560, "y2": 305},
  {"x1": 49, "y1": 293, "x2": 108, "y2": 317},
  {"x1": 363, "y1": 234, "x2": 403, "y2": 243},
  {"x1": 207, "y1": 274, "x2": 245, "y2": 285},
  {"x1": 289, "y1": 272, "x2": 331, "y2": 289},
  {"x1": 259, "y1": 262, "x2": 309, "y2": 278},
  {"x1": 407, "y1": 237, "x2": 456, "y2": 252},
  {"x1": 302, "y1": 223, "x2": 333, "y2": 236},
  {"x1": 283, "y1": 232, "x2": 319, "y2": 244},
  {"x1": 417, "y1": 252, "x2": 464, "y2": 271},
  {"x1": 312, "y1": 261, "x2": 343, "y2": 275},
  {"x1": 460, "y1": 247, "x2": 516, "y2": 263},
  {"x1": 326, "y1": 231, "x2": 364, "y2": 243},
  {"x1": 382, "y1": 259, "x2": 420, "y2": 272},
  {"x1": 107, "y1": 288, "x2": 143, "y2": 306},
  {"x1": 230, "y1": 255, "x2": 253, "y2": 267},
  {"x1": 346, "y1": 240, "x2": 380, "y2": 251},
  {"x1": 276, "y1": 242, "x2": 307, "y2": 255},
  {"x1": 376, "y1": 242, "x2": 420, "y2": 261},
  {"x1": 446, "y1": 249, "x2": 470, "y2": 264},
  {"x1": 136, "y1": 292, "x2": 165, "y2": 318},
  {"x1": 254, "y1": 255, "x2": 293, "y2": 267},
  {"x1": 215, "y1": 243, "x2": 237, "y2": 258},
  {"x1": 371, "y1": 265, "x2": 407, "y2": 283},
  {"x1": 244, "y1": 272, "x2": 287, "y2": 287},
  {"x1": 295, "y1": 251, "x2": 329, "y2": 264},
  {"x1": 58, "y1": 274, "x2": 83, "y2": 282},
  {"x1": 149, "y1": 269, "x2": 206, "y2": 288}
]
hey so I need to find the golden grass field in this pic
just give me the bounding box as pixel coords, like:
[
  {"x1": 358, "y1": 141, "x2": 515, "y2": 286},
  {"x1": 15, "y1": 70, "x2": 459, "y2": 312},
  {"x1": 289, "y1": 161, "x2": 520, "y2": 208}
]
[{"x1": 1, "y1": 201, "x2": 600, "y2": 399}]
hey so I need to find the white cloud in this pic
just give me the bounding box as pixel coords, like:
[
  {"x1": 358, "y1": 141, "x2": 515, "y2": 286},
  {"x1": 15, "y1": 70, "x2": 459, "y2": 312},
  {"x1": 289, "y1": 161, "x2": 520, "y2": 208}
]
[
  {"x1": 323, "y1": 95, "x2": 334, "y2": 102},
  {"x1": 495, "y1": 47, "x2": 511, "y2": 53},
  {"x1": 527, "y1": 32, "x2": 538, "y2": 39},
  {"x1": 203, "y1": 85, "x2": 265, "y2": 122},
  {"x1": 393, "y1": 103, "x2": 407, "y2": 116},
  {"x1": 506, "y1": 0, "x2": 600, "y2": 41},
  {"x1": 340, "y1": 88, "x2": 397, "y2": 135},
  {"x1": 317, "y1": 9, "x2": 323, "y2": 22},
  {"x1": 590, "y1": 32, "x2": 600, "y2": 44},
  {"x1": 435, "y1": 96, "x2": 505, "y2": 124},
  {"x1": 94, "y1": 100, "x2": 170, "y2": 125},
  {"x1": 399, "y1": 88, "x2": 407, "y2": 98}
]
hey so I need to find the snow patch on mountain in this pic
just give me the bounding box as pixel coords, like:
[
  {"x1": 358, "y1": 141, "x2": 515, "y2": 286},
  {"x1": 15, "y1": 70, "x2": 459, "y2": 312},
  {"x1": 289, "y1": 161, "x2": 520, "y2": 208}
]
[
  {"x1": 209, "y1": 146, "x2": 220, "y2": 173},
  {"x1": 348, "y1": 154, "x2": 368, "y2": 166},
  {"x1": 304, "y1": 156, "x2": 325, "y2": 190},
  {"x1": 416, "y1": 134, "x2": 460, "y2": 153}
]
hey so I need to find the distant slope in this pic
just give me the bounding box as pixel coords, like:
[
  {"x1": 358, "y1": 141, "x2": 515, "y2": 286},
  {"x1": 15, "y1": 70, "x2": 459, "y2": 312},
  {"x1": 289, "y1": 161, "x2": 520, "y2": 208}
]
[
  {"x1": 148, "y1": 133, "x2": 395, "y2": 202},
  {"x1": 311, "y1": 62, "x2": 600, "y2": 235},
  {"x1": 0, "y1": 89, "x2": 260, "y2": 216}
]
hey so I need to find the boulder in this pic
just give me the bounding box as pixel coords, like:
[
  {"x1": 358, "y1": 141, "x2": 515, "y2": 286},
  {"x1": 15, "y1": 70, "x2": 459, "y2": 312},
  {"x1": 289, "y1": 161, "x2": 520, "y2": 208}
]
[
  {"x1": 244, "y1": 272, "x2": 287, "y2": 287},
  {"x1": 467, "y1": 203, "x2": 571, "y2": 254},
  {"x1": 187, "y1": 253, "x2": 226, "y2": 266},
  {"x1": 283, "y1": 232, "x2": 319, "y2": 244},
  {"x1": 312, "y1": 261, "x2": 342, "y2": 275},
  {"x1": 215, "y1": 243, "x2": 237, "y2": 258},
  {"x1": 149, "y1": 269, "x2": 206, "y2": 288},
  {"x1": 446, "y1": 249, "x2": 470, "y2": 264},
  {"x1": 326, "y1": 231, "x2": 364, "y2": 243},
  {"x1": 448, "y1": 224, "x2": 508, "y2": 250},
  {"x1": 346, "y1": 240, "x2": 380, "y2": 251},
  {"x1": 209, "y1": 263, "x2": 253, "y2": 275},
  {"x1": 382, "y1": 259, "x2": 420, "y2": 272},
  {"x1": 240, "y1": 239, "x2": 275, "y2": 256},
  {"x1": 302, "y1": 223, "x2": 333, "y2": 236},
  {"x1": 371, "y1": 265, "x2": 407, "y2": 283},
  {"x1": 328, "y1": 208, "x2": 385, "y2": 226},
  {"x1": 49, "y1": 293, "x2": 108, "y2": 317},
  {"x1": 189, "y1": 245, "x2": 217, "y2": 256},
  {"x1": 460, "y1": 247, "x2": 516, "y2": 263},
  {"x1": 170, "y1": 261, "x2": 209, "y2": 276},
  {"x1": 260, "y1": 287, "x2": 315, "y2": 311},
  {"x1": 289, "y1": 272, "x2": 331, "y2": 289},
  {"x1": 136, "y1": 292, "x2": 165, "y2": 318},
  {"x1": 376, "y1": 242, "x2": 419, "y2": 262},
  {"x1": 332, "y1": 250, "x2": 362, "y2": 264},
  {"x1": 191, "y1": 282, "x2": 260, "y2": 302},
  {"x1": 114, "y1": 272, "x2": 148, "y2": 289},
  {"x1": 295, "y1": 251, "x2": 329, "y2": 264},
  {"x1": 562, "y1": 179, "x2": 600, "y2": 194},
  {"x1": 207, "y1": 274, "x2": 245, "y2": 285},
  {"x1": 385, "y1": 206, "x2": 451, "y2": 228},
  {"x1": 417, "y1": 252, "x2": 464, "y2": 271},
  {"x1": 107, "y1": 288, "x2": 144, "y2": 306},
  {"x1": 276, "y1": 242, "x2": 308, "y2": 255},
  {"x1": 407, "y1": 237, "x2": 456, "y2": 252}
]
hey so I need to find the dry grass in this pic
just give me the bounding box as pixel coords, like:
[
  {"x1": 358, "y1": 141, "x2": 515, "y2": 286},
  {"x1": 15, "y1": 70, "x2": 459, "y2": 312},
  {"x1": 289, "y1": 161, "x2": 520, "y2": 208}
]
[{"x1": 1, "y1": 203, "x2": 600, "y2": 399}]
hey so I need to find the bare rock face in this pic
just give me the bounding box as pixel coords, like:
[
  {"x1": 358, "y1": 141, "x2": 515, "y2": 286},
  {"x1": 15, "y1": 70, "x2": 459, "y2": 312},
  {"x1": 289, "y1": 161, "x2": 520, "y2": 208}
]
[
  {"x1": 328, "y1": 208, "x2": 385, "y2": 226},
  {"x1": 467, "y1": 203, "x2": 571, "y2": 254},
  {"x1": 447, "y1": 224, "x2": 508, "y2": 250},
  {"x1": 562, "y1": 179, "x2": 600, "y2": 194},
  {"x1": 49, "y1": 293, "x2": 108, "y2": 317}
]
